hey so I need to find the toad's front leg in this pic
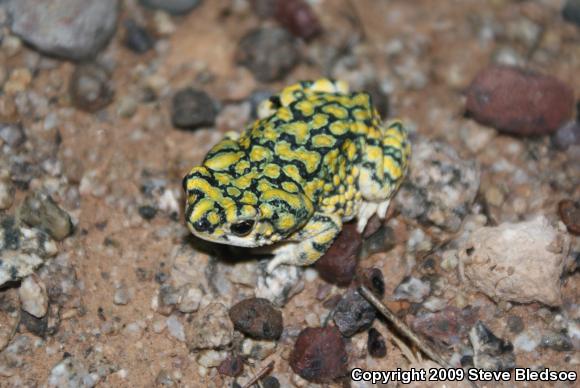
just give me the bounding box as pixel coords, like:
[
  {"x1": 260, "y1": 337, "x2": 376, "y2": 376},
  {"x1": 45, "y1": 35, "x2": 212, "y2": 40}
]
[{"x1": 266, "y1": 212, "x2": 342, "y2": 273}]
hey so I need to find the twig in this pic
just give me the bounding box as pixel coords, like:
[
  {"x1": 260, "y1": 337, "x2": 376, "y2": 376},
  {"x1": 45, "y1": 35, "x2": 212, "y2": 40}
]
[{"x1": 242, "y1": 360, "x2": 274, "y2": 388}]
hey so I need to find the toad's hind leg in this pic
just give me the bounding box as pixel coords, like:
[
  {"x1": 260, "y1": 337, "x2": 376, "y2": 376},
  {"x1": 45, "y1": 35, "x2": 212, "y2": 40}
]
[
  {"x1": 357, "y1": 120, "x2": 410, "y2": 233},
  {"x1": 266, "y1": 212, "x2": 342, "y2": 273}
]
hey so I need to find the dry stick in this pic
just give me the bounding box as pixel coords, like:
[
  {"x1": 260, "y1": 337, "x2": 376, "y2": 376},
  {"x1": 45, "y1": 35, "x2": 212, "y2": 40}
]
[
  {"x1": 357, "y1": 285, "x2": 451, "y2": 368},
  {"x1": 242, "y1": 360, "x2": 275, "y2": 388}
]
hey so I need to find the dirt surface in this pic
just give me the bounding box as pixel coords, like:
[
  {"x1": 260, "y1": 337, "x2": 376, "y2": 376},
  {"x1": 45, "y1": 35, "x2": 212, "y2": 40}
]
[{"x1": 0, "y1": 0, "x2": 579, "y2": 387}]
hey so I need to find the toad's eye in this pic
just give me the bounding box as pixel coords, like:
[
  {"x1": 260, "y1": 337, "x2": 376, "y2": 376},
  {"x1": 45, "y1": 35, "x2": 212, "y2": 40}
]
[
  {"x1": 193, "y1": 218, "x2": 211, "y2": 232},
  {"x1": 230, "y1": 220, "x2": 255, "y2": 236}
]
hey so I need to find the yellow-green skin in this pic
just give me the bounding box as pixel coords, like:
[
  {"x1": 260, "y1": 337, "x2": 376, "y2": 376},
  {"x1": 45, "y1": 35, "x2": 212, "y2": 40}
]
[{"x1": 183, "y1": 79, "x2": 410, "y2": 272}]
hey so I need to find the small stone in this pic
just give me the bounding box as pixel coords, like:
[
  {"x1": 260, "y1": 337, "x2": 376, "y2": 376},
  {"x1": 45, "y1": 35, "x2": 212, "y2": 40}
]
[
  {"x1": 123, "y1": 19, "x2": 154, "y2": 54},
  {"x1": 166, "y1": 314, "x2": 186, "y2": 342},
  {"x1": 185, "y1": 303, "x2": 233, "y2": 350},
  {"x1": 240, "y1": 337, "x2": 277, "y2": 360},
  {"x1": 178, "y1": 287, "x2": 202, "y2": 313},
  {"x1": 229, "y1": 298, "x2": 283, "y2": 340},
  {"x1": 552, "y1": 121, "x2": 580, "y2": 150},
  {"x1": 171, "y1": 88, "x2": 217, "y2": 129},
  {"x1": 393, "y1": 276, "x2": 430, "y2": 304},
  {"x1": 469, "y1": 321, "x2": 515, "y2": 371},
  {"x1": 236, "y1": 28, "x2": 298, "y2": 82},
  {"x1": 360, "y1": 225, "x2": 396, "y2": 259},
  {"x1": 466, "y1": 65, "x2": 575, "y2": 136},
  {"x1": 0, "y1": 288, "x2": 20, "y2": 351},
  {"x1": 256, "y1": 262, "x2": 304, "y2": 307},
  {"x1": 113, "y1": 283, "x2": 130, "y2": 305},
  {"x1": 0, "y1": 123, "x2": 26, "y2": 148},
  {"x1": 196, "y1": 349, "x2": 227, "y2": 368},
  {"x1": 460, "y1": 216, "x2": 569, "y2": 306},
  {"x1": 357, "y1": 267, "x2": 385, "y2": 297},
  {"x1": 563, "y1": 0, "x2": 580, "y2": 26},
  {"x1": 506, "y1": 315, "x2": 524, "y2": 334},
  {"x1": 69, "y1": 63, "x2": 114, "y2": 112},
  {"x1": 18, "y1": 276, "x2": 48, "y2": 318},
  {"x1": 47, "y1": 356, "x2": 99, "y2": 387},
  {"x1": 333, "y1": 289, "x2": 376, "y2": 337},
  {"x1": 3, "y1": 68, "x2": 32, "y2": 95},
  {"x1": 138, "y1": 205, "x2": 157, "y2": 221},
  {"x1": 117, "y1": 95, "x2": 138, "y2": 118},
  {"x1": 558, "y1": 199, "x2": 580, "y2": 235},
  {"x1": 17, "y1": 192, "x2": 73, "y2": 241},
  {"x1": 19, "y1": 309, "x2": 49, "y2": 338},
  {"x1": 0, "y1": 171, "x2": 15, "y2": 210},
  {"x1": 274, "y1": 0, "x2": 322, "y2": 40},
  {"x1": 290, "y1": 326, "x2": 348, "y2": 383},
  {"x1": 367, "y1": 328, "x2": 387, "y2": 358},
  {"x1": 139, "y1": 0, "x2": 202, "y2": 15},
  {"x1": 262, "y1": 376, "x2": 280, "y2": 388},
  {"x1": 540, "y1": 332, "x2": 573, "y2": 351},
  {"x1": 217, "y1": 355, "x2": 243, "y2": 377},
  {"x1": 411, "y1": 307, "x2": 479, "y2": 346},
  {"x1": 315, "y1": 222, "x2": 361, "y2": 287},
  {"x1": 9, "y1": 0, "x2": 119, "y2": 61}
]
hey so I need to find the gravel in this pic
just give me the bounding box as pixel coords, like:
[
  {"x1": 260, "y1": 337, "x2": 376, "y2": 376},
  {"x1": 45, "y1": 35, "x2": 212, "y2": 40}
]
[
  {"x1": 333, "y1": 289, "x2": 376, "y2": 337},
  {"x1": 139, "y1": 0, "x2": 202, "y2": 15},
  {"x1": 470, "y1": 321, "x2": 515, "y2": 371},
  {"x1": 229, "y1": 297, "x2": 283, "y2": 340},
  {"x1": 185, "y1": 303, "x2": 233, "y2": 350},
  {"x1": 69, "y1": 63, "x2": 114, "y2": 112},
  {"x1": 171, "y1": 88, "x2": 217, "y2": 129},
  {"x1": 314, "y1": 222, "x2": 361, "y2": 287},
  {"x1": 17, "y1": 192, "x2": 73, "y2": 241}
]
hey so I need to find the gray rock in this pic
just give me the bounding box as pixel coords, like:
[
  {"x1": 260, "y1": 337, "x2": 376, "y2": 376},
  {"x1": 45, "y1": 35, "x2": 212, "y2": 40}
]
[
  {"x1": 393, "y1": 276, "x2": 431, "y2": 304},
  {"x1": 47, "y1": 356, "x2": 99, "y2": 388},
  {"x1": 185, "y1": 303, "x2": 233, "y2": 350},
  {"x1": 333, "y1": 289, "x2": 376, "y2": 337},
  {"x1": 171, "y1": 87, "x2": 217, "y2": 129},
  {"x1": 17, "y1": 192, "x2": 73, "y2": 241},
  {"x1": 470, "y1": 321, "x2": 515, "y2": 371},
  {"x1": 139, "y1": 0, "x2": 202, "y2": 15},
  {"x1": 256, "y1": 260, "x2": 304, "y2": 307},
  {"x1": 563, "y1": 0, "x2": 580, "y2": 26},
  {"x1": 69, "y1": 63, "x2": 114, "y2": 112},
  {"x1": 9, "y1": 0, "x2": 119, "y2": 61}
]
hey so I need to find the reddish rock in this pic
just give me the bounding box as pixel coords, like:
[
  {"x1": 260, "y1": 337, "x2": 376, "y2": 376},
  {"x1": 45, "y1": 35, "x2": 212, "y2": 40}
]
[
  {"x1": 466, "y1": 66, "x2": 574, "y2": 136},
  {"x1": 410, "y1": 306, "x2": 479, "y2": 346},
  {"x1": 559, "y1": 199, "x2": 580, "y2": 235},
  {"x1": 218, "y1": 355, "x2": 244, "y2": 377},
  {"x1": 274, "y1": 0, "x2": 322, "y2": 40},
  {"x1": 315, "y1": 222, "x2": 361, "y2": 287},
  {"x1": 290, "y1": 326, "x2": 348, "y2": 383},
  {"x1": 229, "y1": 298, "x2": 283, "y2": 340}
]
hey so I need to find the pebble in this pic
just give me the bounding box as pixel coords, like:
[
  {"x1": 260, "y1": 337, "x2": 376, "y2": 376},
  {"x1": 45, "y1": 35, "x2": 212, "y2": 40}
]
[
  {"x1": 274, "y1": 0, "x2": 322, "y2": 40},
  {"x1": 166, "y1": 314, "x2": 186, "y2": 342},
  {"x1": 360, "y1": 225, "x2": 396, "y2": 259},
  {"x1": 171, "y1": 88, "x2": 217, "y2": 129},
  {"x1": 541, "y1": 332, "x2": 573, "y2": 351},
  {"x1": 395, "y1": 139, "x2": 480, "y2": 235},
  {"x1": 196, "y1": 349, "x2": 227, "y2": 368},
  {"x1": 3, "y1": 68, "x2": 32, "y2": 95},
  {"x1": 113, "y1": 283, "x2": 130, "y2": 305},
  {"x1": 117, "y1": 95, "x2": 139, "y2": 119},
  {"x1": 9, "y1": 0, "x2": 119, "y2": 61},
  {"x1": 229, "y1": 298, "x2": 283, "y2": 340},
  {"x1": 47, "y1": 356, "x2": 100, "y2": 388},
  {"x1": 357, "y1": 267, "x2": 385, "y2": 297},
  {"x1": 0, "y1": 216, "x2": 58, "y2": 286},
  {"x1": 393, "y1": 276, "x2": 431, "y2": 304},
  {"x1": 137, "y1": 204, "x2": 157, "y2": 220},
  {"x1": 69, "y1": 64, "x2": 114, "y2": 112},
  {"x1": 460, "y1": 216, "x2": 569, "y2": 306},
  {"x1": 236, "y1": 28, "x2": 298, "y2": 82},
  {"x1": 506, "y1": 315, "x2": 524, "y2": 334},
  {"x1": 552, "y1": 121, "x2": 580, "y2": 150},
  {"x1": 123, "y1": 20, "x2": 154, "y2": 54},
  {"x1": 185, "y1": 303, "x2": 233, "y2": 350},
  {"x1": 563, "y1": 0, "x2": 580, "y2": 26},
  {"x1": 289, "y1": 326, "x2": 348, "y2": 383},
  {"x1": 240, "y1": 338, "x2": 277, "y2": 360},
  {"x1": 256, "y1": 262, "x2": 304, "y2": 307},
  {"x1": 469, "y1": 321, "x2": 515, "y2": 371},
  {"x1": 0, "y1": 171, "x2": 15, "y2": 210},
  {"x1": 367, "y1": 328, "x2": 387, "y2": 358},
  {"x1": 0, "y1": 288, "x2": 20, "y2": 351},
  {"x1": 217, "y1": 355, "x2": 243, "y2": 377},
  {"x1": 466, "y1": 65, "x2": 575, "y2": 136},
  {"x1": 139, "y1": 0, "x2": 202, "y2": 15},
  {"x1": 177, "y1": 286, "x2": 202, "y2": 313},
  {"x1": 333, "y1": 289, "x2": 376, "y2": 337},
  {"x1": 18, "y1": 276, "x2": 48, "y2": 318},
  {"x1": 262, "y1": 376, "x2": 280, "y2": 388},
  {"x1": 314, "y1": 222, "x2": 361, "y2": 286},
  {"x1": 17, "y1": 192, "x2": 73, "y2": 241},
  {"x1": 558, "y1": 199, "x2": 580, "y2": 235},
  {"x1": 0, "y1": 123, "x2": 26, "y2": 148},
  {"x1": 411, "y1": 307, "x2": 479, "y2": 346}
]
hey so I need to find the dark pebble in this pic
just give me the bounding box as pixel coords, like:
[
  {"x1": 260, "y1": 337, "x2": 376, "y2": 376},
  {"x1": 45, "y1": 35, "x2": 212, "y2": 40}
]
[
  {"x1": 357, "y1": 267, "x2": 385, "y2": 297},
  {"x1": 138, "y1": 205, "x2": 157, "y2": 220},
  {"x1": 236, "y1": 27, "x2": 298, "y2": 83},
  {"x1": 552, "y1": 121, "x2": 580, "y2": 150},
  {"x1": 17, "y1": 192, "x2": 73, "y2": 241},
  {"x1": 333, "y1": 289, "x2": 376, "y2": 337},
  {"x1": 506, "y1": 315, "x2": 524, "y2": 334},
  {"x1": 563, "y1": 0, "x2": 580, "y2": 26},
  {"x1": 411, "y1": 307, "x2": 479, "y2": 346},
  {"x1": 124, "y1": 20, "x2": 154, "y2": 54},
  {"x1": 315, "y1": 222, "x2": 361, "y2": 287},
  {"x1": 171, "y1": 88, "x2": 217, "y2": 129},
  {"x1": 367, "y1": 328, "x2": 387, "y2": 358},
  {"x1": 465, "y1": 65, "x2": 574, "y2": 135},
  {"x1": 559, "y1": 199, "x2": 580, "y2": 235},
  {"x1": 139, "y1": 0, "x2": 202, "y2": 15},
  {"x1": 250, "y1": 0, "x2": 276, "y2": 18},
  {"x1": 262, "y1": 376, "x2": 280, "y2": 388},
  {"x1": 0, "y1": 123, "x2": 26, "y2": 148},
  {"x1": 541, "y1": 332, "x2": 573, "y2": 351},
  {"x1": 469, "y1": 321, "x2": 515, "y2": 371},
  {"x1": 274, "y1": 0, "x2": 322, "y2": 40},
  {"x1": 69, "y1": 63, "x2": 114, "y2": 112},
  {"x1": 229, "y1": 298, "x2": 283, "y2": 340},
  {"x1": 217, "y1": 355, "x2": 244, "y2": 377},
  {"x1": 289, "y1": 326, "x2": 348, "y2": 383},
  {"x1": 19, "y1": 310, "x2": 49, "y2": 338}
]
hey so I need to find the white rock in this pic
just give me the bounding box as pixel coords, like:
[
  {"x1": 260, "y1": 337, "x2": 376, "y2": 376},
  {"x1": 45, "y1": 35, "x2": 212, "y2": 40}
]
[
  {"x1": 178, "y1": 287, "x2": 202, "y2": 313},
  {"x1": 460, "y1": 217, "x2": 569, "y2": 306},
  {"x1": 19, "y1": 276, "x2": 48, "y2": 318},
  {"x1": 195, "y1": 350, "x2": 227, "y2": 368}
]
